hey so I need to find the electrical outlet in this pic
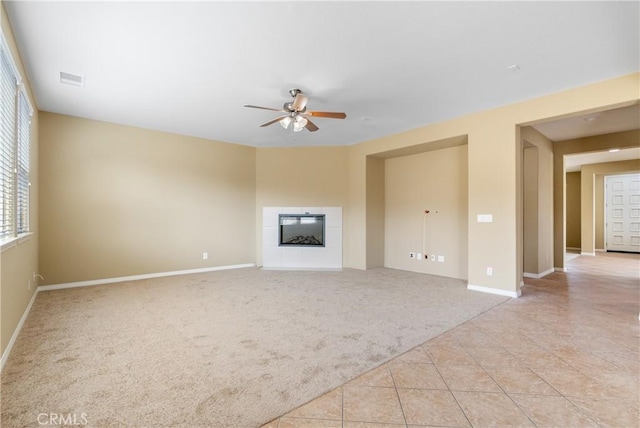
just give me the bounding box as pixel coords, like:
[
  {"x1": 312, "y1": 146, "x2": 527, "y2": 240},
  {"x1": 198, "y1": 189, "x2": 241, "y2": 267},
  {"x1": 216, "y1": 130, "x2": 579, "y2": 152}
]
[
  {"x1": 430, "y1": 254, "x2": 436, "y2": 261},
  {"x1": 417, "y1": 252, "x2": 422, "y2": 260},
  {"x1": 487, "y1": 267, "x2": 493, "y2": 276},
  {"x1": 438, "y1": 255, "x2": 445, "y2": 262},
  {"x1": 203, "y1": 252, "x2": 208, "y2": 260}
]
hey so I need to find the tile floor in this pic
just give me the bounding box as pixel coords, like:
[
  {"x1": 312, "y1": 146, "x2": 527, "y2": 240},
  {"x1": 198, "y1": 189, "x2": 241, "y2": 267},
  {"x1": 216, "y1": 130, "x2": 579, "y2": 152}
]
[{"x1": 261, "y1": 252, "x2": 640, "y2": 428}]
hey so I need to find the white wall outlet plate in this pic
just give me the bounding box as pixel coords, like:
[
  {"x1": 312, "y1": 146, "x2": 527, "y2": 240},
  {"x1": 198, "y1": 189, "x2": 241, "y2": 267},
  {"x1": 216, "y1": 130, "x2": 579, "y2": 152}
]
[
  {"x1": 203, "y1": 252, "x2": 208, "y2": 260},
  {"x1": 430, "y1": 254, "x2": 436, "y2": 261},
  {"x1": 417, "y1": 253, "x2": 422, "y2": 260},
  {"x1": 487, "y1": 267, "x2": 493, "y2": 276},
  {"x1": 438, "y1": 255, "x2": 445, "y2": 262}
]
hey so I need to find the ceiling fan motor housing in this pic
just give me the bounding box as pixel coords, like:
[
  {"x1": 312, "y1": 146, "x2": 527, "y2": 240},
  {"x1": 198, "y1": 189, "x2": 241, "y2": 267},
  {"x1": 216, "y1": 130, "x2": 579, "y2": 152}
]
[{"x1": 284, "y1": 102, "x2": 306, "y2": 113}]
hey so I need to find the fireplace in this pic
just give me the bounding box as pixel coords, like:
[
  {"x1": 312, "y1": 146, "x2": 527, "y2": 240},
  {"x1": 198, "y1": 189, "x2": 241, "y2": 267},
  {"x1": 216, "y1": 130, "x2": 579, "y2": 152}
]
[
  {"x1": 263, "y1": 207, "x2": 342, "y2": 268},
  {"x1": 279, "y1": 214, "x2": 325, "y2": 247}
]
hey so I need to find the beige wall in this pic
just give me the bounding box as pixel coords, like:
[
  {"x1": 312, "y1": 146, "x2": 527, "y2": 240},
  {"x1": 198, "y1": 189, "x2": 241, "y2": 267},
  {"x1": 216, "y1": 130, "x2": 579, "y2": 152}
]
[
  {"x1": 554, "y1": 130, "x2": 640, "y2": 266},
  {"x1": 521, "y1": 127, "x2": 554, "y2": 276},
  {"x1": 384, "y1": 145, "x2": 468, "y2": 279},
  {"x1": 39, "y1": 113, "x2": 256, "y2": 285},
  {"x1": 523, "y1": 146, "x2": 539, "y2": 273},
  {"x1": 346, "y1": 151, "x2": 367, "y2": 269},
  {"x1": 595, "y1": 175, "x2": 604, "y2": 250},
  {"x1": 581, "y1": 159, "x2": 640, "y2": 254},
  {"x1": 350, "y1": 74, "x2": 638, "y2": 294},
  {"x1": 366, "y1": 157, "x2": 385, "y2": 268},
  {"x1": 254, "y1": 146, "x2": 349, "y2": 266},
  {"x1": 565, "y1": 172, "x2": 581, "y2": 249},
  {"x1": 1, "y1": 3, "x2": 40, "y2": 357}
]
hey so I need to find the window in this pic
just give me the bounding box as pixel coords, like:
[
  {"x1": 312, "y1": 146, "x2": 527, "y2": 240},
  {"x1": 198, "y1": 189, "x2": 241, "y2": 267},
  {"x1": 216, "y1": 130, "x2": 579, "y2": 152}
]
[{"x1": 1, "y1": 33, "x2": 33, "y2": 243}]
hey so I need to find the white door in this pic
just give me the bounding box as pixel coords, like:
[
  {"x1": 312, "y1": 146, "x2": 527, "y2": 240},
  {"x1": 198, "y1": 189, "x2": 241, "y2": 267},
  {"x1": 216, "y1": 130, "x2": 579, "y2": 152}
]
[{"x1": 605, "y1": 173, "x2": 640, "y2": 253}]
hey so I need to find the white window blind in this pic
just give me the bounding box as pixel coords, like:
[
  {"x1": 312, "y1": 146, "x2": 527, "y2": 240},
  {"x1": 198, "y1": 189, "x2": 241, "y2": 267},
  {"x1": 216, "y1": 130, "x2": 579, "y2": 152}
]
[
  {"x1": 0, "y1": 47, "x2": 17, "y2": 240},
  {"x1": 17, "y1": 90, "x2": 31, "y2": 234},
  {"x1": 1, "y1": 32, "x2": 32, "y2": 241}
]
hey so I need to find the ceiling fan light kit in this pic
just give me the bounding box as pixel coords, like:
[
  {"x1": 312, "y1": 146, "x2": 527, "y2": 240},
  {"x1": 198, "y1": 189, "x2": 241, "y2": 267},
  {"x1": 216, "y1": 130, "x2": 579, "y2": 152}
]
[
  {"x1": 244, "y1": 89, "x2": 346, "y2": 133},
  {"x1": 292, "y1": 115, "x2": 307, "y2": 133},
  {"x1": 279, "y1": 116, "x2": 292, "y2": 129}
]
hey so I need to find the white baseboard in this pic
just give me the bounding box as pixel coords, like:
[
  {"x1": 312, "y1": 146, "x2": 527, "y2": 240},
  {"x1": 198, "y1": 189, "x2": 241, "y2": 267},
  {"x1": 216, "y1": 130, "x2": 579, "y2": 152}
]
[
  {"x1": 260, "y1": 267, "x2": 342, "y2": 272},
  {"x1": 539, "y1": 267, "x2": 555, "y2": 277},
  {"x1": 523, "y1": 268, "x2": 555, "y2": 279},
  {"x1": 38, "y1": 263, "x2": 256, "y2": 291},
  {"x1": 467, "y1": 284, "x2": 521, "y2": 298},
  {"x1": 1, "y1": 289, "x2": 39, "y2": 372},
  {"x1": 554, "y1": 267, "x2": 567, "y2": 272},
  {"x1": 568, "y1": 249, "x2": 603, "y2": 255}
]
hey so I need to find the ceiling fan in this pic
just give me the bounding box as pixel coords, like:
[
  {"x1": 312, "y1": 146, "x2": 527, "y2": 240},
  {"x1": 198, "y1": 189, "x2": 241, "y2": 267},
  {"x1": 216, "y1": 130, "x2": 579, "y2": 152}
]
[{"x1": 244, "y1": 89, "x2": 346, "y2": 133}]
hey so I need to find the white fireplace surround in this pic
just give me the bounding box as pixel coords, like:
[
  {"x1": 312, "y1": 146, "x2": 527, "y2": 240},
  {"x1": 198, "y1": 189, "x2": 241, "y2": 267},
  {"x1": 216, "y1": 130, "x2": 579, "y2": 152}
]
[{"x1": 262, "y1": 207, "x2": 343, "y2": 269}]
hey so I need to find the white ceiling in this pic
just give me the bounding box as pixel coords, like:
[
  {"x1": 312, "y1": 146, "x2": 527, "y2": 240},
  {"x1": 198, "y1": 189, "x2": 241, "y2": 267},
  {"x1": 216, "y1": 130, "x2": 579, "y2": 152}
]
[
  {"x1": 4, "y1": 1, "x2": 639, "y2": 147},
  {"x1": 532, "y1": 104, "x2": 640, "y2": 142},
  {"x1": 531, "y1": 103, "x2": 640, "y2": 172},
  {"x1": 565, "y1": 147, "x2": 640, "y2": 173}
]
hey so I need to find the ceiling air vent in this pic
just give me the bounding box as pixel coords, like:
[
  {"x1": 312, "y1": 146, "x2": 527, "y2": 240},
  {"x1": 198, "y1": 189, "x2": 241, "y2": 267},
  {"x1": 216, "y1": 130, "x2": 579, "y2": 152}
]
[{"x1": 60, "y1": 71, "x2": 84, "y2": 87}]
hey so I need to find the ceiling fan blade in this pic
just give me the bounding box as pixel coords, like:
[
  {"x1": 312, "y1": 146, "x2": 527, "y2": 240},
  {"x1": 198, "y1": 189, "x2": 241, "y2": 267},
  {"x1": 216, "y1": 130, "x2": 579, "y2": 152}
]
[
  {"x1": 291, "y1": 93, "x2": 308, "y2": 111},
  {"x1": 244, "y1": 104, "x2": 283, "y2": 112},
  {"x1": 305, "y1": 118, "x2": 319, "y2": 132},
  {"x1": 260, "y1": 116, "x2": 288, "y2": 127},
  {"x1": 307, "y1": 111, "x2": 347, "y2": 119}
]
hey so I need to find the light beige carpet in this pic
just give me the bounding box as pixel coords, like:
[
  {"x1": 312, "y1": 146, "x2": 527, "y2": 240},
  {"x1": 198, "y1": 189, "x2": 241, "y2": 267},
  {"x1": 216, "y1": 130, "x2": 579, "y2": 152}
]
[{"x1": 1, "y1": 267, "x2": 508, "y2": 427}]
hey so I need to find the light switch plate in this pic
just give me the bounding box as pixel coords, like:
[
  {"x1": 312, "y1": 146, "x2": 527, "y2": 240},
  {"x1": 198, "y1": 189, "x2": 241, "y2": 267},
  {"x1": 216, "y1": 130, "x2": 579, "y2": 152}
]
[{"x1": 477, "y1": 214, "x2": 493, "y2": 223}]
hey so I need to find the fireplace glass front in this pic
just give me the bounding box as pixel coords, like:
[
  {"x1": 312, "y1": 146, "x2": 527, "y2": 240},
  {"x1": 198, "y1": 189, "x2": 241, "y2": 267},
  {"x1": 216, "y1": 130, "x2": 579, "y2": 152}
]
[{"x1": 279, "y1": 214, "x2": 325, "y2": 247}]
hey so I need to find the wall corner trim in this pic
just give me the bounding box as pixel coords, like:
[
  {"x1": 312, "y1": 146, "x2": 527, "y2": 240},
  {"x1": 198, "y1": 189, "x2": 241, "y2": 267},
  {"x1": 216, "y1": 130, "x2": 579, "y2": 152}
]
[
  {"x1": 467, "y1": 284, "x2": 521, "y2": 298},
  {"x1": 38, "y1": 263, "x2": 256, "y2": 292},
  {"x1": 1, "y1": 289, "x2": 39, "y2": 372}
]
